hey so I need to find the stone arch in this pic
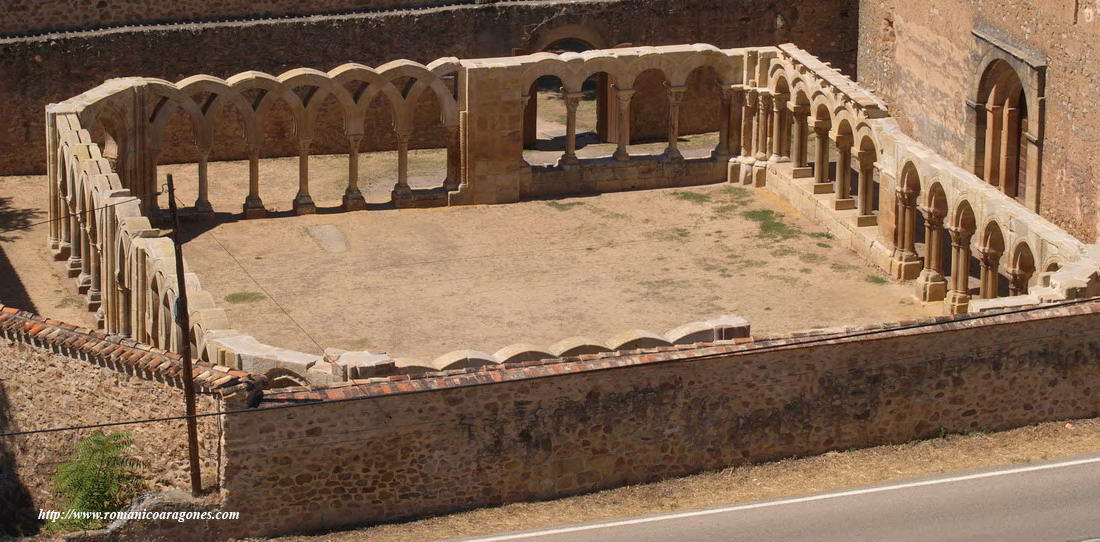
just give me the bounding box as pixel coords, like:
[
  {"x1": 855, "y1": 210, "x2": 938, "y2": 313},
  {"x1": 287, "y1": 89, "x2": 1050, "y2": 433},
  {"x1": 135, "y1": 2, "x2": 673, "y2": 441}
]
[
  {"x1": 978, "y1": 219, "x2": 1007, "y2": 298},
  {"x1": 1008, "y1": 240, "x2": 1037, "y2": 295},
  {"x1": 529, "y1": 23, "x2": 609, "y2": 53},
  {"x1": 264, "y1": 368, "x2": 311, "y2": 389},
  {"x1": 971, "y1": 55, "x2": 1040, "y2": 209}
]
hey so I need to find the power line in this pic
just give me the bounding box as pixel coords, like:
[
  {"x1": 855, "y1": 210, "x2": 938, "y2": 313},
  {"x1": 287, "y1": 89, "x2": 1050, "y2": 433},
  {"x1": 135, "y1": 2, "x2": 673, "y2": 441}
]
[
  {"x1": 168, "y1": 192, "x2": 326, "y2": 353},
  {"x1": 0, "y1": 195, "x2": 156, "y2": 234},
  {"x1": 1, "y1": 296, "x2": 1094, "y2": 439}
]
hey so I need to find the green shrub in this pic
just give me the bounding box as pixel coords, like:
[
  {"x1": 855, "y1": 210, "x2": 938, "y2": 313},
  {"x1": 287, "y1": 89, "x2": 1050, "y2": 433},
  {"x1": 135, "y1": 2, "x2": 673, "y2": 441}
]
[{"x1": 51, "y1": 431, "x2": 147, "y2": 531}]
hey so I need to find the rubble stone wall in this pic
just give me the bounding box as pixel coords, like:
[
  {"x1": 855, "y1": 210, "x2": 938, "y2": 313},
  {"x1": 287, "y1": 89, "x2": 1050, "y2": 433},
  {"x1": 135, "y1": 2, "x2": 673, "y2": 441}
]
[
  {"x1": 2, "y1": 0, "x2": 858, "y2": 174},
  {"x1": 218, "y1": 301, "x2": 1100, "y2": 537}
]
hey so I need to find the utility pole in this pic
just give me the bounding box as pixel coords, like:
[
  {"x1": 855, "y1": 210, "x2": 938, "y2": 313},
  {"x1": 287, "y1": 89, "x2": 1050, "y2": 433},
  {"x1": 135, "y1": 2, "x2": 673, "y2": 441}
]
[{"x1": 165, "y1": 173, "x2": 203, "y2": 497}]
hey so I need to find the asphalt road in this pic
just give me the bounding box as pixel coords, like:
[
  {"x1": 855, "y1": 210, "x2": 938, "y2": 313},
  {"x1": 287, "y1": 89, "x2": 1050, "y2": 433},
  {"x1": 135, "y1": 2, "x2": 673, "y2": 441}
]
[{"x1": 462, "y1": 454, "x2": 1100, "y2": 542}]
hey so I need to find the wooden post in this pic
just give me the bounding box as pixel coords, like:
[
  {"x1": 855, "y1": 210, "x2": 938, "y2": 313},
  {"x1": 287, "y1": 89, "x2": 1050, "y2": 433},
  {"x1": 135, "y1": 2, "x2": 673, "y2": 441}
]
[{"x1": 165, "y1": 173, "x2": 203, "y2": 498}]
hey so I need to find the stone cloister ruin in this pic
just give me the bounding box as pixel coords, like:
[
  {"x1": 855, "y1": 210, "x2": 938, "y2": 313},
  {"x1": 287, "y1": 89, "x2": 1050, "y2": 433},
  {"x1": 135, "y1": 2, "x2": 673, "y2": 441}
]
[{"x1": 45, "y1": 42, "x2": 1100, "y2": 386}]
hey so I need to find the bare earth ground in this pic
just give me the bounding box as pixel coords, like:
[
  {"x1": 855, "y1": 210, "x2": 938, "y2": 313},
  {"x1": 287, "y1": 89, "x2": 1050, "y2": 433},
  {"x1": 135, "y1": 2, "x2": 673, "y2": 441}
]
[
  {"x1": 256, "y1": 417, "x2": 1100, "y2": 542},
  {"x1": 163, "y1": 179, "x2": 935, "y2": 359}
]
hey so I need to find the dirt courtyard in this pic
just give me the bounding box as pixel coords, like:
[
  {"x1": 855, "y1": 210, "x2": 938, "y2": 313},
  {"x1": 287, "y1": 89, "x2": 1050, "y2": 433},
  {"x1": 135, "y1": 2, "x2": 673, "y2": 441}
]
[{"x1": 165, "y1": 177, "x2": 934, "y2": 360}]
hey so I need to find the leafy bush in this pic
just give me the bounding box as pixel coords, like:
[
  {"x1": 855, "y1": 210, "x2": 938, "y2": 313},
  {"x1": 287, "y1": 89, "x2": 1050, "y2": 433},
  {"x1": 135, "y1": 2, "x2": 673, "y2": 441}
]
[{"x1": 51, "y1": 431, "x2": 147, "y2": 531}]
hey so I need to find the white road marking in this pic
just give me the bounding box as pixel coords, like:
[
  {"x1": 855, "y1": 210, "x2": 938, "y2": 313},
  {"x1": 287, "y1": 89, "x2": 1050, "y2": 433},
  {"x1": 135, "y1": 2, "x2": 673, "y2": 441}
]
[{"x1": 465, "y1": 454, "x2": 1100, "y2": 541}]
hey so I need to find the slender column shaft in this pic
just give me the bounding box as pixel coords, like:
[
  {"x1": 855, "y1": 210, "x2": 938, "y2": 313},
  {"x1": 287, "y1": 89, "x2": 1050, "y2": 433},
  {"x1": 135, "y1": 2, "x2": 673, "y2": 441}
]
[
  {"x1": 348, "y1": 135, "x2": 362, "y2": 194},
  {"x1": 794, "y1": 111, "x2": 810, "y2": 167},
  {"x1": 563, "y1": 92, "x2": 582, "y2": 164},
  {"x1": 741, "y1": 90, "x2": 756, "y2": 158},
  {"x1": 835, "y1": 139, "x2": 852, "y2": 198},
  {"x1": 978, "y1": 250, "x2": 1001, "y2": 299},
  {"x1": 195, "y1": 151, "x2": 212, "y2": 212},
  {"x1": 396, "y1": 133, "x2": 411, "y2": 190},
  {"x1": 88, "y1": 240, "x2": 102, "y2": 304},
  {"x1": 983, "y1": 103, "x2": 1003, "y2": 185},
  {"x1": 728, "y1": 87, "x2": 744, "y2": 156},
  {"x1": 248, "y1": 149, "x2": 260, "y2": 199},
  {"x1": 67, "y1": 207, "x2": 81, "y2": 275},
  {"x1": 856, "y1": 150, "x2": 875, "y2": 215},
  {"x1": 243, "y1": 145, "x2": 265, "y2": 217},
  {"x1": 813, "y1": 126, "x2": 829, "y2": 184},
  {"x1": 613, "y1": 88, "x2": 635, "y2": 161},
  {"x1": 899, "y1": 192, "x2": 918, "y2": 257},
  {"x1": 297, "y1": 141, "x2": 311, "y2": 198},
  {"x1": 716, "y1": 88, "x2": 732, "y2": 157},
  {"x1": 666, "y1": 85, "x2": 686, "y2": 160},
  {"x1": 755, "y1": 93, "x2": 771, "y2": 161},
  {"x1": 949, "y1": 229, "x2": 973, "y2": 295},
  {"x1": 770, "y1": 95, "x2": 787, "y2": 161},
  {"x1": 999, "y1": 104, "x2": 1020, "y2": 196}
]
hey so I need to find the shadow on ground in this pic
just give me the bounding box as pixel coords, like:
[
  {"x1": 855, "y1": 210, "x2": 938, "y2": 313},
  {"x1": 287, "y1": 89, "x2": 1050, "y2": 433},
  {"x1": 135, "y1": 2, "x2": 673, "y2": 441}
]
[{"x1": 0, "y1": 196, "x2": 43, "y2": 313}]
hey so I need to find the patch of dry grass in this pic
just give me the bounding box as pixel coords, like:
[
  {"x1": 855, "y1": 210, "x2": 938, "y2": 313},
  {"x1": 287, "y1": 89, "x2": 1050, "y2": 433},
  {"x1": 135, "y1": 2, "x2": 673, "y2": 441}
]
[{"x1": 260, "y1": 417, "x2": 1100, "y2": 542}]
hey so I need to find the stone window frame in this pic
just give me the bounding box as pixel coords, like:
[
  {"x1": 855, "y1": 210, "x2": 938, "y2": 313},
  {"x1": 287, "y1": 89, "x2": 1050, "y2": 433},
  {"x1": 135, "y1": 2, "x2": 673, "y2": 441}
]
[{"x1": 964, "y1": 27, "x2": 1046, "y2": 213}]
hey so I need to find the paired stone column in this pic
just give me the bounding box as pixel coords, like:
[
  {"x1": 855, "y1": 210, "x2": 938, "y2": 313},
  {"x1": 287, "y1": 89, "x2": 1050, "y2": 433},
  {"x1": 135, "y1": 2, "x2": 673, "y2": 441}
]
[
  {"x1": 889, "y1": 189, "x2": 922, "y2": 280},
  {"x1": 87, "y1": 239, "x2": 102, "y2": 311},
  {"x1": 982, "y1": 103, "x2": 1003, "y2": 185},
  {"x1": 999, "y1": 104, "x2": 1020, "y2": 197},
  {"x1": 755, "y1": 93, "x2": 771, "y2": 163},
  {"x1": 78, "y1": 225, "x2": 92, "y2": 293},
  {"x1": 916, "y1": 206, "x2": 948, "y2": 301},
  {"x1": 833, "y1": 134, "x2": 855, "y2": 210},
  {"x1": 812, "y1": 122, "x2": 831, "y2": 191},
  {"x1": 977, "y1": 248, "x2": 1002, "y2": 299},
  {"x1": 855, "y1": 149, "x2": 877, "y2": 226},
  {"x1": 770, "y1": 93, "x2": 789, "y2": 162},
  {"x1": 562, "y1": 91, "x2": 584, "y2": 165},
  {"x1": 293, "y1": 139, "x2": 316, "y2": 215},
  {"x1": 665, "y1": 85, "x2": 687, "y2": 160},
  {"x1": 1007, "y1": 267, "x2": 1032, "y2": 296},
  {"x1": 243, "y1": 145, "x2": 266, "y2": 219},
  {"x1": 67, "y1": 208, "x2": 82, "y2": 277},
  {"x1": 945, "y1": 225, "x2": 974, "y2": 314},
  {"x1": 195, "y1": 149, "x2": 213, "y2": 214},
  {"x1": 792, "y1": 105, "x2": 810, "y2": 168},
  {"x1": 343, "y1": 134, "x2": 367, "y2": 211},
  {"x1": 613, "y1": 87, "x2": 635, "y2": 162}
]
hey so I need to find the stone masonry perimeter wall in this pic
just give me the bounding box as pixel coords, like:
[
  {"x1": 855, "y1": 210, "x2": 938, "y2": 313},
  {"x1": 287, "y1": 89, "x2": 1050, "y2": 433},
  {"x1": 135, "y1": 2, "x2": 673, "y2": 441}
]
[
  {"x1": 857, "y1": 0, "x2": 1100, "y2": 242},
  {"x1": 218, "y1": 300, "x2": 1100, "y2": 537},
  {"x1": 0, "y1": 0, "x2": 474, "y2": 37},
  {"x1": 0, "y1": 304, "x2": 252, "y2": 535},
  {"x1": 2, "y1": 0, "x2": 858, "y2": 174}
]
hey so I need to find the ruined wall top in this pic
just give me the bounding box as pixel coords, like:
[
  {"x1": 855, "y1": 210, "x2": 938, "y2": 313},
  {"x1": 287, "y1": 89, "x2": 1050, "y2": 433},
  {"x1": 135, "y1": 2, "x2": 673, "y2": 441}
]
[{"x1": 0, "y1": 0, "x2": 491, "y2": 37}]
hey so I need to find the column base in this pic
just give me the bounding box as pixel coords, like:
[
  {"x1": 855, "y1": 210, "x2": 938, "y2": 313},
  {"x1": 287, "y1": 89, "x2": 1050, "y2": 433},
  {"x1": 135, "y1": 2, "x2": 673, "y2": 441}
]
[
  {"x1": 751, "y1": 162, "x2": 767, "y2": 187},
  {"x1": 243, "y1": 196, "x2": 267, "y2": 219},
  {"x1": 916, "y1": 269, "x2": 948, "y2": 302},
  {"x1": 293, "y1": 194, "x2": 316, "y2": 215},
  {"x1": 854, "y1": 214, "x2": 878, "y2": 227},
  {"x1": 194, "y1": 199, "x2": 214, "y2": 215},
  {"x1": 86, "y1": 290, "x2": 102, "y2": 312},
  {"x1": 833, "y1": 198, "x2": 856, "y2": 211},
  {"x1": 613, "y1": 147, "x2": 631, "y2": 161},
  {"x1": 560, "y1": 154, "x2": 580, "y2": 166},
  {"x1": 53, "y1": 242, "x2": 71, "y2": 262},
  {"x1": 889, "y1": 254, "x2": 923, "y2": 280},
  {"x1": 664, "y1": 149, "x2": 684, "y2": 162},
  {"x1": 944, "y1": 290, "x2": 971, "y2": 314},
  {"x1": 66, "y1": 258, "x2": 82, "y2": 278},
  {"x1": 812, "y1": 182, "x2": 835, "y2": 194},
  {"x1": 342, "y1": 190, "x2": 367, "y2": 211},
  {"x1": 737, "y1": 158, "x2": 756, "y2": 185},
  {"x1": 77, "y1": 273, "x2": 91, "y2": 294},
  {"x1": 791, "y1": 166, "x2": 814, "y2": 179}
]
